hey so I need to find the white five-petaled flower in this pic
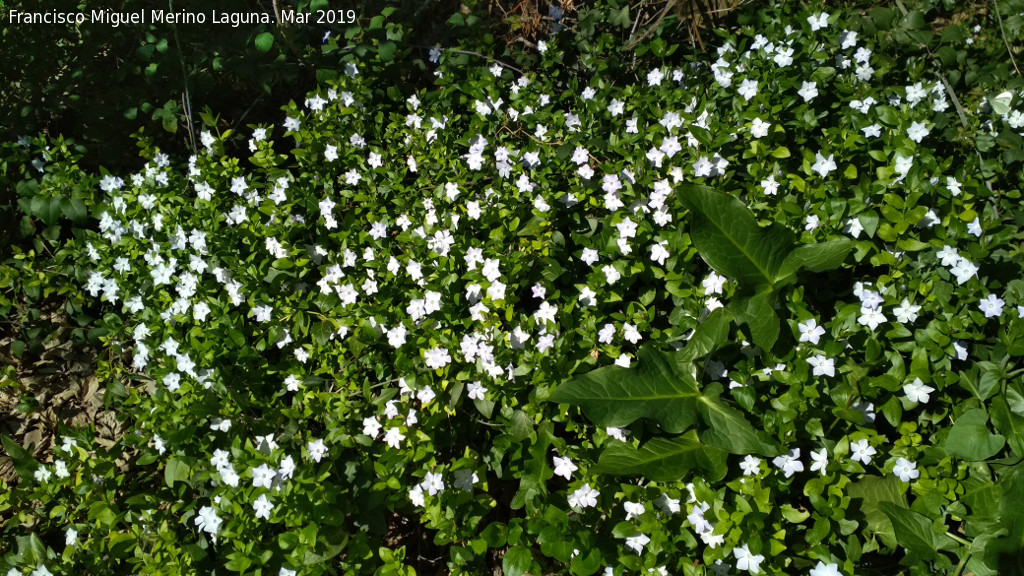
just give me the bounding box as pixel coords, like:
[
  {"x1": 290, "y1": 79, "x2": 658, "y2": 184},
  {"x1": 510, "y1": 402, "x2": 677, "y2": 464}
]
[
  {"x1": 733, "y1": 543, "x2": 765, "y2": 574},
  {"x1": 850, "y1": 439, "x2": 877, "y2": 465},
  {"x1": 568, "y1": 483, "x2": 600, "y2": 509},
  {"x1": 979, "y1": 293, "x2": 1005, "y2": 318},
  {"x1": 553, "y1": 455, "x2": 578, "y2": 480},
  {"x1": 773, "y1": 448, "x2": 804, "y2": 478},
  {"x1": 797, "y1": 318, "x2": 826, "y2": 344},
  {"x1": 811, "y1": 152, "x2": 837, "y2": 177},
  {"x1": 623, "y1": 501, "x2": 646, "y2": 520},
  {"x1": 253, "y1": 494, "x2": 273, "y2": 520},
  {"x1": 907, "y1": 121, "x2": 930, "y2": 143},
  {"x1": 808, "y1": 354, "x2": 835, "y2": 377},
  {"x1": 903, "y1": 377, "x2": 935, "y2": 404},
  {"x1": 740, "y1": 455, "x2": 761, "y2": 476},
  {"x1": 892, "y1": 457, "x2": 920, "y2": 482},
  {"x1": 893, "y1": 299, "x2": 922, "y2": 323},
  {"x1": 625, "y1": 532, "x2": 651, "y2": 554},
  {"x1": 858, "y1": 306, "x2": 887, "y2": 330},
  {"x1": 252, "y1": 464, "x2": 276, "y2": 489},
  {"x1": 809, "y1": 448, "x2": 828, "y2": 475}
]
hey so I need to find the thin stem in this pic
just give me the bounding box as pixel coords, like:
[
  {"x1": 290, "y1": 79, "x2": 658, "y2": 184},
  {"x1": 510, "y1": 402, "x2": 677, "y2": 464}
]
[{"x1": 992, "y1": 0, "x2": 1022, "y2": 77}]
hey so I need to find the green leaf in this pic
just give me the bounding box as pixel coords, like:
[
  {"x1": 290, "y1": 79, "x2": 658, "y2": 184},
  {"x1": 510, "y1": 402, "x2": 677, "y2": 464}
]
[
  {"x1": 502, "y1": 546, "x2": 534, "y2": 576},
  {"x1": 678, "y1": 184, "x2": 794, "y2": 287},
  {"x1": 945, "y1": 408, "x2": 1006, "y2": 461},
  {"x1": 60, "y1": 197, "x2": 88, "y2": 223},
  {"x1": 991, "y1": 397, "x2": 1024, "y2": 456},
  {"x1": 728, "y1": 290, "x2": 780, "y2": 351},
  {"x1": 311, "y1": 321, "x2": 333, "y2": 347},
  {"x1": 607, "y1": 5, "x2": 630, "y2": 27},
  {"x1": 698, "y1": 384, "x2": 778, "y2": 456},
  {"x1": 378, "y1": 41, "x2": 397, "y2": 62},
  {"x1": 881, "y1": 502, "x2": 956, "y2": 561},
  {"x1": 848, "y1": 475, "x2": 908, "y2": 549},
  {"x1": 592, "y1": 431, "x2": 727, "y2": 482},
  {"x1": 675, "y1": 307, "x2": 732, "y2": 364},
  {"x1": 254, "y1": 32, "x2": 275, "y2": 53},
  {"x1": 776, "y1": 239, "x2": 854, "y2": 282},
  {"x1": 549, "y1": 346, "x2": 700, "y2": 434},
  {"x1": 164, "y1": 456, "x2": 191, "y2": 488}
]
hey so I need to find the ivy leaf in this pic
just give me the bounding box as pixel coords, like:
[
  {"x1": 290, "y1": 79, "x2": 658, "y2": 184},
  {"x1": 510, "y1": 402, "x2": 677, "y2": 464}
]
[
  {"x1": 549, "y1": 346, "x2": 700, "y2": 434},
  {"x1": 945, "y1": 408, "x2": 1006, "y2": 461},
  {"x1": 698, "y1": 384, "x2": 778, "y2": 456},
  {"x1": 592, "y1": 431, "x2": 728, "y2": 482},
  {"x1": 678, "y1": 184, "x2": 794, "y2": 288}
]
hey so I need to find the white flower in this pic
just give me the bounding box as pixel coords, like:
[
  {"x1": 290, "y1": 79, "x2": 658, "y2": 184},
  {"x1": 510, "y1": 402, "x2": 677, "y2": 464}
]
[
  {"x1": 797, "y1": 318, "x2": 826, "y2": 344},
  {"x1": 808, "y1": 354, "x2": 835, "y2": 377},
  {"x1": 907, "y1": 121, "x2": 930, "y2": 143},
  {"x1": 750, "y1": 118, "x2": 771, "y2": 138},
  {"x1": 809, "y1": 448, "x2": 828, "y2": 475},
  {"x1": 194, "y1": 506, "x2": 222, "y2": 536},
  {"x1": 761, "y1": 174, "x2": 780, "y2": 195},
  {"x1": 703, "y1": 272, "x2": 727, "y2": 295},
  {"x1": 467, "y1": 381, "x2": 488, "y2": 400},
  {"x1": 892, "y1": 457, "x2": 919, "y2": 482},
  {"x1": 798, "y1": 81, "x2": 819, "y2": 101},
  {"x1": 903, "y1": 377, "x2": 935, "y2": 404},
  {"x1": 979, "y1": 293, "x2": 1004, "y2": 318},
  {"x1": 307, "y1": 439, "x2": 328, "y2": 462},
  {"x1": 568, "y1": 483, "x2": 599, "y2": 509},
  {"x1": 740, "y1": 455, "x2": 761, "y2": 476},
  {"x1": 409, "y1": 484, "x2": 425, "y2": 506},
  {"x1": 65, "y1": 527, "x2": 78, "y2": 547},
  {"x1": 858, "y1": 307, "x2": 887, "y2": 330},
  {"x1": 253, "y1": 494, "x2": 273, "y2": 520},
  {"x1": 850, "y1": 439, "x2": 877, "y2": 464},
  {"x1": 650, "y1": 242, "x2": 670, "y2": 266},
  {"x1": 623, "y1": 501, "x2": 646, "y2": 520},
  {"x1": 625, "y1": 532, "x2": 651, "y2": 554},
  {"x1": 383, "y1": 427, "x2": 405, "y2": 448},
  {"x1": 809, "y1": 561, "x2": 842, "y2": 576},
  {"x1": 733, "y1": 543, "x2": 765, "y2": 574},
  {"x1": 423, "y1": 347, "x2": 451, "y2": 369},
  {"x1": 551, "y1": 455, "x2": 579, "y2": 480},
  {"x1": 423, "y1": 471, "x2": 445, "y2": 495},
  {"x1": 655, "y1": 493, "x2": 681, "y2": 515},
  {"x1": 252, "y1": 464, "x2": 276, "y2": 489},
  {"x1": 738, "y1": 79, "x2": 758, "y2": 101},
  {"x1": 811, "y1": 152, "x2": 837, "y2": 177},
  {"x1": 773, "y1": 448, "x2": 804, "y2": 478},
  {"x1": 893, "y1": 299, "x2": 922, "y2": 323},
  {"x1": 808, "y1": 12, "x2": 828, "y2": 31},
  {"x1": 578, "y1": 286, "x2": 598, "y2": 307}
]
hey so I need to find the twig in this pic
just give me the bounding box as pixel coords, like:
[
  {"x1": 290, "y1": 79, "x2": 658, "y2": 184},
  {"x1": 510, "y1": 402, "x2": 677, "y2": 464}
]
[
  {"x1": 992, "y1": 0, "x2": 1022, "y2": 77},
  {"x1": 625, "y1": 0, "x2": 677, "y2": 51},
  {"x1": 168, "y1": 0, "x2": 196, "y2": 153}
]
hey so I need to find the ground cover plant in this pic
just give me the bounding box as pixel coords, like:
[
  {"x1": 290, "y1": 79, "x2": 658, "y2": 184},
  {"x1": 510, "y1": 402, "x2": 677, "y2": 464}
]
[{"x1": 3, "y1": 1, "x2": 1024, "y2": 575}]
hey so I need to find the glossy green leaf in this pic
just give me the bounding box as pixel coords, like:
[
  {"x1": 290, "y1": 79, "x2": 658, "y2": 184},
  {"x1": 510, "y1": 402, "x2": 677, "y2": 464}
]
[
  {"x1": 502, "y1": 546, "x2": 535, "y2": 576},
  {"x1": 848, "y1": 475, "x2": 908, "y2": 549},
  {"x1": 729, "y1": 290, "x2": 780, "y2": 351},
  {"x1": 946, "y1": 408, "x2": 1006, "y2": 461},
  {"x1": 592, "y1": 431, "x2": 728, "y2": 482},
  {"x1": 549, "y1": 346, "x2": 700, "y2": 434},
  {"x1": 698, "y1": 384, "x2": 778, "y2": 456},
  {"x1": 881, "y1": 502, "x2": 956, "y2": 561},
  {"x1": 678, "y1": 184, "x2": 794, "y2": 287}
]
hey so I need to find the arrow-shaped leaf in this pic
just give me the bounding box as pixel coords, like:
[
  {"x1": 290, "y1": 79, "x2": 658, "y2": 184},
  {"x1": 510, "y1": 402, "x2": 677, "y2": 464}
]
[
  {"x1": 678, "y1": 184, "x2": 794, "y2": 288},
  {"x1": 775, "y1": 239, "x2": 855, "y2": 283},
  {"x1": 549, "y1": 346, "x2": 700, "y2": 434},
  {"x1": 698, "y1": 384, "x2": 778, "y2": 456},
  {"x1": 592, "y1": 431, "x2": 728, "y2": 482}
]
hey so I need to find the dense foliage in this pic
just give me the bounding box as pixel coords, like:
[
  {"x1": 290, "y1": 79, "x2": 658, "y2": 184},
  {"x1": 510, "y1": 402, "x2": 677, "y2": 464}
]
[{"x1": 3, "y1": 1, "x2": 1024, "y2": 575}]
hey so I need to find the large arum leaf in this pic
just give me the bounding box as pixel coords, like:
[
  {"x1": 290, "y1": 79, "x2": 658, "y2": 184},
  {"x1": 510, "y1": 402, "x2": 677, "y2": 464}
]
[
  {"x1": 678, "y1": 184, "x2": 794, "y2": 287},
  {"x1": 592, "y1": 431, "x2": 728, "y2": 482},
  {"x1": 775, "y1": 239, "x2": 855, "y2": 283},
  {"x1": 728, "y1": 290, "x2": 780, "y2": 351},
  {"x1": 698, "y1": 384, "x2": 778, "y2": 456},
  {"x1": 674, "y1": 307, "x2": 732, "y2": 365},
  {"x1": 881, "y1": 503, "x2": 957, "y2": 561},
  {"x1": 549, "y1": 346, "x2": 700, "y2": 434},
  {"x1": 848, "y1": 475, "x2": 908, "y2": 549},
  {"x1": 945, "y1": 408, "x2": 1006, "y2": 461},
  {"x1": 991, "y1": 397, "x2": 1024, "y2": 456}
]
